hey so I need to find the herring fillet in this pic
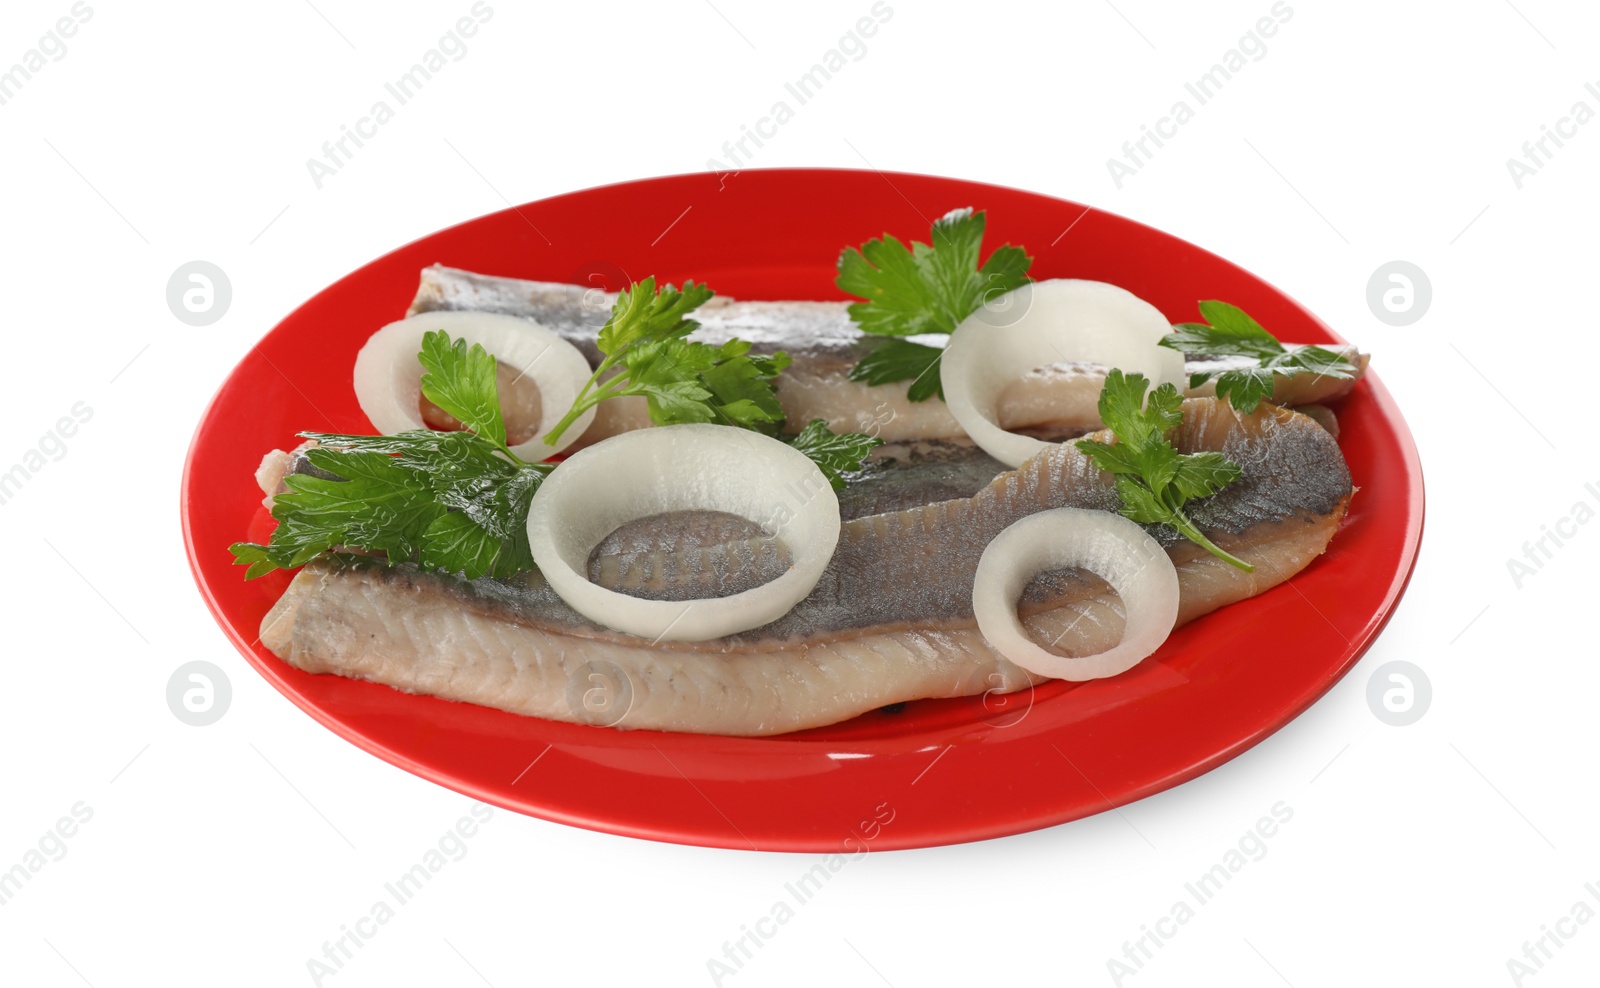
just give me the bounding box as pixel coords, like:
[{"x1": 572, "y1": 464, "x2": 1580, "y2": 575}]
[
  {"x1": 407, "y1": 265, "x2": 1369, "y2": 446},
  {"x1": 262, "y1": 399, "x2": 1353, "y2": 736}
]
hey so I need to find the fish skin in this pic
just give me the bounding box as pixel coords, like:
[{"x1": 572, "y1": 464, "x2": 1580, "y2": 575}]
[
  {"x1": 262, "y1": 399, "x2": 1353, "y2": 736},
  {"x1": 835, "y1": 437, "x2": 1012, "y2": 519},
  {"x1": 406, "y1": 265, "x2": 1368, "y2": 445}
]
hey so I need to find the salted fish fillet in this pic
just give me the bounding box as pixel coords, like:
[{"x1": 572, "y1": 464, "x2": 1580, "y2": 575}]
[
  {"x1": 408, "y1": 265, "x2": 1369, "y2": 446},
  {"x1": 262, "y1": 399, "x2": 1353, "y2": 736}
]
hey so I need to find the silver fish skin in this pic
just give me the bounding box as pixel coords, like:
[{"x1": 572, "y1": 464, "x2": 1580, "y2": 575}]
[{"x1": 407, "y1": 266, "x2": 1369, "y2": 446}]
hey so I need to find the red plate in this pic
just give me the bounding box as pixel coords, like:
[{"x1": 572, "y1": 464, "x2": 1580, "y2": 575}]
[{"x1": 181, "y1": 169, "x2": 1423, "y2": 852}]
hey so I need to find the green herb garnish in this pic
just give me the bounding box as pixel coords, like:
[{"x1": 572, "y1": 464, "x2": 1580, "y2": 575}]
[
  {"x1": 848, "y1": 339, "x2": 947, "y2": 403},
  {"x1": 230, "y1": 330, "x2": 550, "y2": 581},
  {"x1": 837, "y1": 208, "x2": 1032, "y2": 401},
  {"x1": 544, "y1": 277, "x2": 881, "y2": 478},
  {"x1": 417, "y1": 329, "x2": 509, "y2": 449},
  {"x1": 1074, "y1": 370, "x2": 1252, "y2": 572},
  {"x1": 1162, "y1": 301, "x2": 1357, "y2": 414},
  {"x1": 786, "y1": 418, "x2": 882, "y2": 491},
  {"x1": 542, "y1": 277, "x2": 790, "y2": 444}
]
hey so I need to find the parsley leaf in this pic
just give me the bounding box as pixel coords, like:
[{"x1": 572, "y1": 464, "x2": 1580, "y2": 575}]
[
  {"x1": 231, "y1": 332, "x2": 554, "y2": 581},
  {"x1": 230, "y1": 429, "x2": 551, "y2": 581},
  {"x1": 848, "y1": 338, "x2": 945, "y2": 402},
  {"x1": 1162, "y1": 300, "x2": 1358, "y2": 414},
  {"x1": 418, "y1": 330, "x2": 507, "y2": 447},
  {"x1": 786, "y1": 418, "x2": 884, "y2": 491},
  {"x1": 837, "y1": 208, "x2": 1032, "y2": 338},
  {"x1": 1074, "y1": 370, "x2": 1252, "y2": 572},
  {"x1": 596, "y1": 277, "x2": 716, "y2": 354},
  {"x1": 837, "y1": 208, "x2": 1032, "y2": 401},
  {"x1": 700, "y1": 342, "x2": 793, "y2": 428}
]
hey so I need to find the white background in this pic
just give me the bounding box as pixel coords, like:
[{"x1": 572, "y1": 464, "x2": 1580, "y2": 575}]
[{"x1": 2, "y1": 0, "x2": 1597, "y2": 985}]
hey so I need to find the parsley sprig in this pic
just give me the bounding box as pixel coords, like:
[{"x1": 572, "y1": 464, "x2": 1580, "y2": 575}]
[
  {"x1": 230, "y1": 330, "x2": 551, "y2": 581},
  {"x1": 837, "y1": 208, "x2": 1032, "y2": 402},
  {"x1": 542, "y1": 277, "x2": 791, "y2": 445},
  {"x1": 1075, "y1": 370, "x2": 1253, "y2": 572},
  {"x1": 786, "y1": 418, "x2": 882, "y2": 491},
  {"x1": 542, "y1": 276, "x2": 881, "y2": 483},
  {"x1": 1162, "y1": 301, "x2": 1357, "y2": 413}
]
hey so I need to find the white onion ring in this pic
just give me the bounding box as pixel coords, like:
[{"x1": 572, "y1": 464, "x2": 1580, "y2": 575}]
[
  {"x1": 526, "y1": 424, "x2": 841, "y2": 642},
  {"x1": 941, "y1": 279, "x2": 1186, "y2": 467},
  {"x1": 972, "y1": 508, "x2": 1180, "y2": 681},
  {"x1": 353, "y1": 310, "x2": 596, "y2": 458}
]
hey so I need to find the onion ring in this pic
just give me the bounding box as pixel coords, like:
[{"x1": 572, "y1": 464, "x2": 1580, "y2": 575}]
[
  {"x1": 942, "y1": 279, "x2": 1185, "y2": 467},
  {"x1": 526, "y1": 424, "x2": 841, "y2": 641},
  {"x1": 353, "y1": 310, "x2": 596, "y2": 458},
  {"x1": 972, "y1": 508, "x2": 1179, "y2": 680}
]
